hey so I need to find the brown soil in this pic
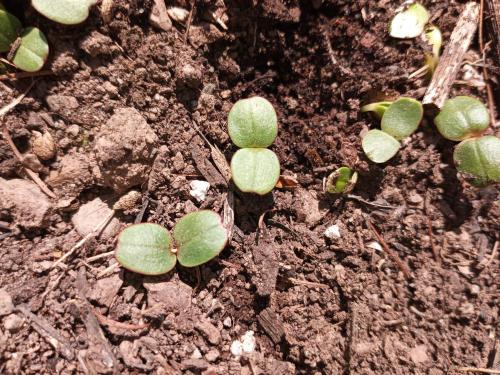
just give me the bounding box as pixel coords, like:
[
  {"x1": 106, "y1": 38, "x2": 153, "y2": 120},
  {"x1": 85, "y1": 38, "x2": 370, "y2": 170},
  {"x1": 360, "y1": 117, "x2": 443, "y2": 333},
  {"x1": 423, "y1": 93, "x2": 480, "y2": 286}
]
[{"x1": 0, "y1": 1, "x2": 499, "y2": 374}]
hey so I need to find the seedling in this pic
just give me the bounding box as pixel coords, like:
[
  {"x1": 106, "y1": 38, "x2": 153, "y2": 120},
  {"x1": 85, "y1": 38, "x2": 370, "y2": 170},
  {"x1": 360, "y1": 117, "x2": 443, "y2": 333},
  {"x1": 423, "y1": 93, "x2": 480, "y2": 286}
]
[
  {"x1": 326, "y1": 167, "x2": 358, "y2": 194},
  {"x1": 409, "y1": 25, "x2": 443, "y2": 79},
  {"x1": 454, "y1": 136, "x2": 500, "y2": 186},
  {"x1": 362, "y1": 129, "x2": 400, "y2": 163},
  {"x1": 434, "y1": 96, "x2": 490, "y2": 141},
  {"x1": 381, "y1": 98, "x2": 423, "y2": 140},
  {"x1": 389, "y1": 2, "x2": 429, "y2": 39},
  {"x1": 229, "y1": 96, "x2": 281, "y2": 195},
  {"x1": 32, "y1": 0, "x2": 97, "y2": 25},
  {"x1": 228, "y1": 96, "x2": 278, "y2": 148},
  {"x1": 115, "y1": 210, "x2": 228, "y2": 275},
  {"x1": 0, "y1": 8, "x2": 48, "y2": 72},
  {"x1": 231, "y1": 148, "x2": 280, "y2": 195},
  {"x1": 361, "y1": 98, "x2": 422, "y2": 163}
]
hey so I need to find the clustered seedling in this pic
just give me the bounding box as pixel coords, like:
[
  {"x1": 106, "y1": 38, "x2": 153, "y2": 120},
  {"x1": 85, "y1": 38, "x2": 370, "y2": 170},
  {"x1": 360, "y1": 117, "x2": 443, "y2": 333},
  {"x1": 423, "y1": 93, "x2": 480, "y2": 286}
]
[
  {"x1": 0, "y1": 3, "x2": 48, "y2": 72},
  {"x1": 326, "y1": 167, "x2": 358, "y2": 194},
  {"x1": 435, "y1": 96, "x2": 500, "y2": 185},
  {"x1": 362, "y1": 95, "x2": 500, "y2": 186},
  {"x1": 390, "y1": 2, "x2": 442, "y2": 77},
  {"x1": 228, "y1": 96, "x2": 280, "y2": 195},
  {"x1": 361, "y1": 97, "x2": 423, "y2": 163},
  {"x1": 32, "y1": 0, "x2": 97, "y2": 25},
  {"x1": 115, "y1": 210, "x2": 228, "y2": 275}
]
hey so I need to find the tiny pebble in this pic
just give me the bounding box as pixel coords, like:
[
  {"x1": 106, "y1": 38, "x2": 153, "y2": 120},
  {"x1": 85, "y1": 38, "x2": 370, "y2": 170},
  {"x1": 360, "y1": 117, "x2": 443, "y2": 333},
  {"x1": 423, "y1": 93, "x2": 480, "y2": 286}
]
[
  {"x1": 189, "y1": 180, "x2": 211, "y2": 202},
  {"x1": 324, "y1": 224, "x2": 341, "y2": 239}
]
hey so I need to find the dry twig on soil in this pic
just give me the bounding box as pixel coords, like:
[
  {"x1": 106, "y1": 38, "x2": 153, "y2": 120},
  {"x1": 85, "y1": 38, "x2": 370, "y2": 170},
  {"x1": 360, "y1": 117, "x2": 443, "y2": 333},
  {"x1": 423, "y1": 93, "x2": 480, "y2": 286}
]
[
  {"x1": 423, "y1": 2, "x2": 480, "y2": 109},
  {"x1": 456, "y1": 368, "x2": 500, "y2": 374}
]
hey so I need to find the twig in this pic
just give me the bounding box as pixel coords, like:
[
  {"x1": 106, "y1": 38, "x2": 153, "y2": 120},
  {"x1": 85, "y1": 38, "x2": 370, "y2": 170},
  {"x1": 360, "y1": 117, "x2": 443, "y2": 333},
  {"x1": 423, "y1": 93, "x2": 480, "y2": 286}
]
[
  {"x1": 16, "y1": 304, "x2": 74, "y2": 360},
  {"x1": 423, "y1": 2, "x2": 480, "y2": 109},
  {"x1": 96, "y1": 262, "x2": 120, "y2": 278},
  {"x1": 86, "y1": 250, "x2": 115, "y2": 263},
  {"x1": 366, "y1": 219, "x2": 412, "y2": 279},
  {"x1": 456, "y1": 368, "x2": 500, "y2": 374},
  {"x1": 479, "y1": 240, "x2": 499, "y2": 270},
  {"x1": 480, "y1": 0, "x2": 497, "y2": 124},
  {"x1": 1, "y1": 83, "x2": 57, "y2": 199},
  {"x1": 52, "y1": 212, "x2": 115, "y2": 269},
  {"x1": 94, "y1": 310, "x2": 148, "y2": 331},
  {"x1": 0, "y1": 70, "x2": 53, "y2": 81},
  {"x1": 346, "y1": 194, "x2": 397, "y2": 209},
  {"x1": 184, "y1": 0, "x2": 196, "y2": 43},
  {"x1": 323, "y1": 31, "x2": 354, "y2": 77}
]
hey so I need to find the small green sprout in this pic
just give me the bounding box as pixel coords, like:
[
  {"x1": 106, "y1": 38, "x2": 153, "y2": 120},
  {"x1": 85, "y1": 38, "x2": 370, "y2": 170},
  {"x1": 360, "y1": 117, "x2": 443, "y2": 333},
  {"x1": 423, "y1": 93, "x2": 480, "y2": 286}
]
[
  {"x1": 361, "y1": 101, "x2": 392, "y2": 119},
  {"x1": 0, "y1": 7, "x2": 49, "y2": 72},
  {"x1": 228, "y1": 96, "x2": 278, "y2": 148},
  {"x1": 229, "y1": 96, "x2": 280, "y2": 195},
  {"x1": 454, "y1": 136, "x2": 500, "y2": 185},
  {"x1": 381, "y1": 98, "x2": 423, "y2": 140},
  {"x1": 434, "y1": 96, "x2": 490, "y2": 141},
  {"x1": 115, "y1": 210, "x2": 228, "y2": 275},
  {"x1": 389, "y1": 3, "x2": 429, "y2": 39},
  {"x1": 231, "y1": 148, "x2": 280, "y2": 195},
  {"x1": 326, "y1": 167, "x2": 358, "y2": 194},
  {"x1": 12, "y1": 27, "x2": 49, "y2": 72},
  {"x1": 32, "y1": 0, "x2": 97, "y2": 25},
  {"x1": 362, "y1": 129, "x2": 400, "y2": 163}
]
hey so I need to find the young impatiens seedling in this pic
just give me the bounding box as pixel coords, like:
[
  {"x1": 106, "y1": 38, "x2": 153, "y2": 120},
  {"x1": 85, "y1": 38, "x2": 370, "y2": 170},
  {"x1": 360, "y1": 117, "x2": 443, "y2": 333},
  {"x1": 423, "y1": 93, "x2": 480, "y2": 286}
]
[
  {"x1": 12, "y1": 27, "x2": 49, "y2": 72},
  {"x1": 389, "y1": 2, "x2": 429, "y2": 39},
  {"x1": 454, "y1": 136, "x2": 500, "y2": 185},
  {"x1": 381, "y1": 98, "x2": 423, "y2": 140},
  {"x1": 361, "y1": 101, "x2": 393, "y2": 119},
  {"x1": 0, "y1": 7, "x2": 49, "y2": 72},
  {"x1": 32, "y1": 0, "x2": 97, "y2": 25},
  {"x1": 228, "y1": 96, "x2": 278, "y2": 148},
  {"x1": 115, "y1": 210, "x2": 228, "y2": 275},
  {"x1": 434, "y1": 96, "x2": 490, "y2": 141},
  {"x1": 231, "y1": 148, "x2": 280, "y2": 195},
  {"x1": 326, "y1": 167, "x2": 358, "y2": 194},
  {"x1": 228, "y1": 96, "x2": 281, "y2": 195},
  {"x1": 362, "y1": 129, "x2": 400, "y2": 163}
]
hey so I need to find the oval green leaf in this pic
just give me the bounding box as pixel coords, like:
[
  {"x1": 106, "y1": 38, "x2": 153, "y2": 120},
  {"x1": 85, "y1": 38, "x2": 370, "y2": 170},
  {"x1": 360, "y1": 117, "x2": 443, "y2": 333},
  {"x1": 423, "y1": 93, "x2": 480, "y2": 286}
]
[
  {"x1": 174, "y1": 210, "x2": 228, "y2": 268},
  {"x1": 32, "y1": 0, "x2": 97, "y2": 25},
  {"x1": 326, "y1": 167, "x2": 358, "y2": 194},
  {"x1": 362, "y1": 129, "x2": 400, "y2": 163},
  {"x1": 454, "y1": 136, "x2": 500, "y2": 185},
  {"x1": 0, "y1": 9, "x2": 21, "y2": 52},
  {"x1": 231, "y1": 148, "x2": 280, "y2": 195},
  {"x1": 228, "y1": 96, "x2": 278, "y2": 148},
  {"x1": 381, "y1": 98, "x2": 423, "y2": 140},
  {"x1": 12, "y1": 27, "x2": 49, "y2": 72},
  {"x1": 434, "y1": 96, "x2": 490, "y2": 141},
  {"x1": 115, "y1": 223, "x2": 177, "y2": 275},
  {"x1": 389, "y1": 3, "x2": 429, "y2": 39}
]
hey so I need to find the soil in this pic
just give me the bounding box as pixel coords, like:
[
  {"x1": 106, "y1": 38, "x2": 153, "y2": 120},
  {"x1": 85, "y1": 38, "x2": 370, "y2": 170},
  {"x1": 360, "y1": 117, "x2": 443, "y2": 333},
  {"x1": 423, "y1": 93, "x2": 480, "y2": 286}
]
[{"x1": 0, "y1": 1, "x2": 499, "y2": 374}]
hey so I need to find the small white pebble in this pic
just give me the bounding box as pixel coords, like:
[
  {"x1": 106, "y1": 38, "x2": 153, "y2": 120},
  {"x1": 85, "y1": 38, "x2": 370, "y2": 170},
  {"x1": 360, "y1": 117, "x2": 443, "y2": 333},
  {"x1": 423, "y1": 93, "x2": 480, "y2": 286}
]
[
  {"x1": 189, "y1": 180, "x2": 211, "y2": 202},
  {"x1": 191, "y1": 347, "x2": 202, "y2": 359},
  {"x1": 223, "y1": 316, "x2": 232, "y2": 328},
  {"x1": 366, "y1": 241, "x2": 383, "y2": 252},
  {"x1": 230, "y1": 330, "x2": 256, "y2": 357},
  {"x1": 324, "y1": 225, "x2": 341, "y2": 239}
]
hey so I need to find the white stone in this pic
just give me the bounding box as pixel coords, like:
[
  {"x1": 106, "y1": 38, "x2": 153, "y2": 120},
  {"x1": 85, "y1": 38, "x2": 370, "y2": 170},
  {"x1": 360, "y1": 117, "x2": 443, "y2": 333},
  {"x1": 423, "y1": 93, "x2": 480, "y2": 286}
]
[
  {"x1": 324, "y1": 225, "x2": 341, "y2": 239},
  {"x1": 189, "y1": 180, "x2": 211, "y2": 202},
  {"x1": 231, "y1": 331, "x2": 256, "y2": 357},
  {"x1": 366, "y1": 241, "x2": 383, "y2": 252}
]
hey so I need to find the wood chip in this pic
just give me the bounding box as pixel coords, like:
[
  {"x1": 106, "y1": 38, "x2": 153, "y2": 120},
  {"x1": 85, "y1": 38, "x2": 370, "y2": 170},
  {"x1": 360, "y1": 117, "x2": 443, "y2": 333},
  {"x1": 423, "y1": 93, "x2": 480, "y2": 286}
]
[{"x1": 257, "y1": 308, "x2": 285, "y2": 344}]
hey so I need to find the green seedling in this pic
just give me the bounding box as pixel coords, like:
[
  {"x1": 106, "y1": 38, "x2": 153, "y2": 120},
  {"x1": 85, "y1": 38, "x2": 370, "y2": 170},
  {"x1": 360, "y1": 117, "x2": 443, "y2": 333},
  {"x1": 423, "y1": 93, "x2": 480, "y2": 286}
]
[
  {"x1": 434, "y1": 96, "x2": 490, "y2": 141},
  {"x1": 454, "y1": 136, "x2": 500, "y2": 185},
  {"x1": 32, "y1": 0, "x2": 97, "y2": 25},
  {"x1": 361, "y1": 101, "x2": 392, "y2": 119},
  {"x1": 389, "y1": 3, "x2": 429, "y2": 39},
  {"x1": 326, "y1": 167, "x2": 358, "y2": 194},
  {"x1": 0, "y1": 7, "x2": 49, "y2": 72},
  {"x1": 228, "y1": 96, "x2": 281, "y2": 195},
  {"x1": 12, "y1": 27, "x2": 49, "y2": 72},
  {"x1": 362, "y1": 129, "x2": 400, "y2": 163},
  {"x1": 0, "y1": 8, "x2": 21, "y2": 52},
  {"x1": 115, "y1": 210, "x2": 228, "y2": 275},
  {"x1": 381, "y1": 98, "x2": 423, "y2": 140},
  {"x1": 410, "y1": 25, "x2": 443, "y2": 78},
  {"x1": 228, "y1": 96, "x2": 278, "y2": 148},
  {"x1": 231, "y1": 148, "x2": 280, "y2": 195}
]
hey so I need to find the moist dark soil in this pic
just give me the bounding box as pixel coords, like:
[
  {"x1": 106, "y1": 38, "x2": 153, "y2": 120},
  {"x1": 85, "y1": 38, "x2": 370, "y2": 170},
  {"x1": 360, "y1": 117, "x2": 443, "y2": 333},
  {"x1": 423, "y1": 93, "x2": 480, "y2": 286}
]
[{"x1": 0, "y1": 1, "x2": 499, "y2": 374}]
